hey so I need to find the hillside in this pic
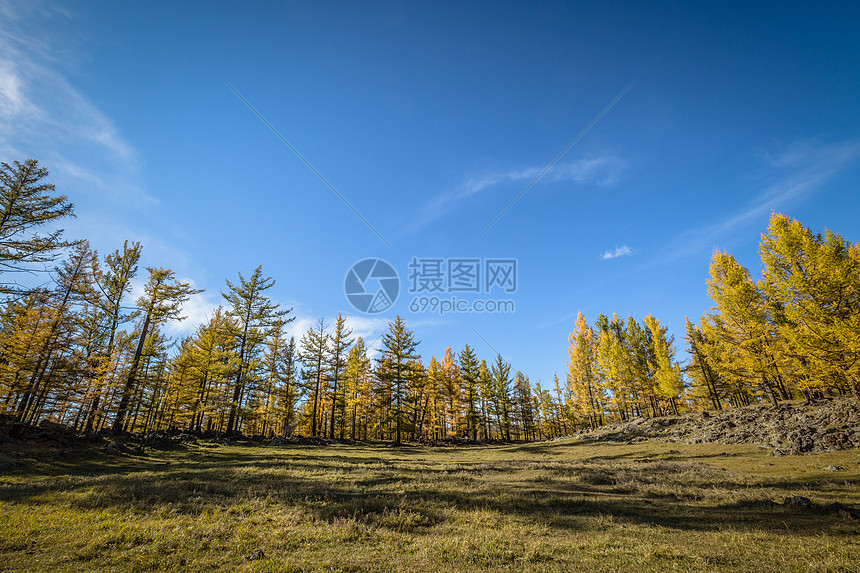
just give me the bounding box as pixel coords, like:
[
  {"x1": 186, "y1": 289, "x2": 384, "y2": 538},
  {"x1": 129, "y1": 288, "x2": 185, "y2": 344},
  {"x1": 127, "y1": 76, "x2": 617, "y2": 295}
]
[{"x1": 576, "y1": 397, "x2": 860, "y2": 455}]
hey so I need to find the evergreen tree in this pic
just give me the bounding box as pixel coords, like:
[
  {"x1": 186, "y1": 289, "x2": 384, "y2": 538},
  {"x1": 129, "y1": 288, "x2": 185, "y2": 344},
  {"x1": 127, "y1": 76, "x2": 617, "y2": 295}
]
[
  {"x1": 567, "y1": 312, "x2": 603, "y2": 429},
  {"x1": 328, "y1": 313, "x2": 354, "y2": 438},
  {"x1": 299, "y1": 319, "x2": 329, "y2": 436},
  {"x1": 685, "y1": 316, "x2": 722, "y2": 410},
  {"x1": 458, "y1": 344, "x2": 480, "y2": 440},
  {"x1": 0, "y1": 160, "x2": 76, "y2": 292},
  {"x1": 759, "y1": 213, "x2": 860, "y2": 402},
  {"x1": 112, "y1": 267, "x2": 201, "y2": 432},
  {"x1": 222, "y1": 266, "x2": 292, "y2": 434},
  {"x1": 644, "y1": 314, "x2": 684, "y2": 415},
  {"x1": 490, "y1": 353, "x2": 513, "y2": 441},
  {"x1": 85, "y1": 241, "x2": 142, "y2": 431},
  {"x1": 375, "y1": 315, "x2": 420, "y2": 446}
]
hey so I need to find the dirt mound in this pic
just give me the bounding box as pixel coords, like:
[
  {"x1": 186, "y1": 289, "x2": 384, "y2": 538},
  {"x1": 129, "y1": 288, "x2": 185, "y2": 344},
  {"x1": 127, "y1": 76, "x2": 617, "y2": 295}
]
[{"x1": 577, "y1": 397, "x2": 860, "y2": 454}]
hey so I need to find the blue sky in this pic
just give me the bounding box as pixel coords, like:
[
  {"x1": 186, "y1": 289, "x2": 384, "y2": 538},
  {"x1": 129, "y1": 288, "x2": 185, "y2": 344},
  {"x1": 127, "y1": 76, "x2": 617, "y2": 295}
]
[{"x1": 2, "y1": 0, "x2": 859, "y2": 387}]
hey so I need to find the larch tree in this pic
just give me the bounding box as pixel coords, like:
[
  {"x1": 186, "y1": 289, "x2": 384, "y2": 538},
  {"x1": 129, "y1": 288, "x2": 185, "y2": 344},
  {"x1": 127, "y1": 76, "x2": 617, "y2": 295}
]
[
  {"x1": 759, "y1": 213, "x2": 860, "y2": 402},
  {"x1": 513, "y1": 370, "x2": 535, "y2": 440},
  {"x1": 278, "y1": 335, "x2": 300, "y2": 437},
  {"x1": 375, "y1": 315, "x2": 420, "y2": 446},
  {"x1": 594, "y1": 313, "x2": 632, "y2": 421},
  {"x1": 327, "y1": 313, "x2": 354, "y2": 438},
  {"x1": 685, "y1": 316, "x2": 723, "y2": 410},
  {"x1": 85, "y1": 241, "x2": 142, "y2": 431},
  {"x1": 112, "y1": 267, "x2": 201, "y2": 433},
  {"x1": 424, "y1": 356, "x2": 445, "y2": 440},
  {"x1": 707, "y1": 251, "x2": 784, "y2": 406},
  {"x1": 624, "y1": 316, "x2": 654, "y2": 417},
  {"x1": 644, "y1": 314, "x2": 684, "y2": 415},
  {"x1": 222, "y1": 266, "x2": 292, "y2": 434},
  {"x1": 477, "y1": 359, "x2": 494, "y2": 440},
  {"x1": 183, "y1": 307, "x2": 234, "y2": 432},
  {"x1": 15, "y1": 241, "x2": 96, "y2": 423},
  {"x1": 0, "y1": 160, "x2": 76, "y2": 293},
  {"x1": 343, "y1": 337, "x2": 371, "y2": 439},
  {"x1": 567, "y1": 312, "x2": 602, "y2": 429},
  {"x1": 458, "y1": 344, "x2": 480, "y2": 440},
  {"x1": 299, "y1": 319, "x2": 329, "y2": 437},
  {"x1": 260, "y1": 318, "x2": 291, "y2": 437},
  {"x1": 490, "y1": 353, "x2": 513, "y2": 441}
]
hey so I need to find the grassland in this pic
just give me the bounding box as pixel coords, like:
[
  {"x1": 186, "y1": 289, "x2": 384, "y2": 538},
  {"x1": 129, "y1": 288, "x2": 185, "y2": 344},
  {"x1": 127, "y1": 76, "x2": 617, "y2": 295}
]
[{"x1": 1, "y1": 437, "x2": 859, "y2": 572}]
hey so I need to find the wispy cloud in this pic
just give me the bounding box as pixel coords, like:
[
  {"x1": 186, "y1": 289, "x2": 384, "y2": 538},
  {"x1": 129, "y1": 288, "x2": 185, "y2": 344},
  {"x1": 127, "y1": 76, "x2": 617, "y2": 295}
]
[
  {"x1": 0, "y1": 1, "x2": 151, "y2": 205},
  {"x1": 663, "y1": 138, "x2": 860, "y2": 262},
  {"x1": 601, "y1": 245, "x2": 633, "y2": 260},
  {"x1": 405, "y1": 154, "x2": 625, "y2": 233},
  {"x1": 459, "y1": 156, "x2": 625, "y2": 200}
]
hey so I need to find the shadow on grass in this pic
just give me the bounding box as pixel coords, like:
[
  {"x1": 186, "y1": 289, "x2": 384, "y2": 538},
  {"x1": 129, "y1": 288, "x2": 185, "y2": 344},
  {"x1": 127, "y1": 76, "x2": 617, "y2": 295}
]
[{"x1": 1, "y1": 442, "x2": 858, "y2": 538}]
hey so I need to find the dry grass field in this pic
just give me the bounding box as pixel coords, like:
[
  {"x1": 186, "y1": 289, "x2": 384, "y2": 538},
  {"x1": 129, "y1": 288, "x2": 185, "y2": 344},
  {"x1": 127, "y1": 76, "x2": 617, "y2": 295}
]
[{"x1": 1, "y1": 437, "x2": 859, "y2": 572}]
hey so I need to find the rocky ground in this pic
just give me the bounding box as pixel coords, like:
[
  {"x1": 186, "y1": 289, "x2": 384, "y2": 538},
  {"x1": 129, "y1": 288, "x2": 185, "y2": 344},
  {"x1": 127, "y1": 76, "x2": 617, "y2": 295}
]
[{"x1": 576, "y1": 397, "x2": 860, "y2": 455}]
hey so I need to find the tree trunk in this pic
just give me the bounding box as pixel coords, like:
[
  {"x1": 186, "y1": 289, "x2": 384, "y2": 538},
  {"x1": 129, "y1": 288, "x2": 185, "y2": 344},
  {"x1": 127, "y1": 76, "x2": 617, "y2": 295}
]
[{"x1": 112, "y1": 310, "x2": 151, "y2": 433}]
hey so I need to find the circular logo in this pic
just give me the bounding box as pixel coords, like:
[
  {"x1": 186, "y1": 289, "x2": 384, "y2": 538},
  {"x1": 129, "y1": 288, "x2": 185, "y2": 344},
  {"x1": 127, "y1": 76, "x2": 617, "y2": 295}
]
[{"x1": 344, "y1": 258, "x2": 399, "y2": 313}]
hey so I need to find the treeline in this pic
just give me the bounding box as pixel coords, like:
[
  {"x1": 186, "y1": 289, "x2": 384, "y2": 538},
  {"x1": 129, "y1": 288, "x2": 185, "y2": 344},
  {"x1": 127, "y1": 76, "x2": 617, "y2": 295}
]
[
  {"x1": 685, "y1": 213, "x2": 860, "y2": 409},
  {"x1": 564, "y1": 212, "x2": 860, "y2": 430},
  {"x1": 3, "y1": 159, "x2": 857, "y2": 441},
  {"x1": 0, "y1": 159, "x2": 568, "y2": 441},
  {"x1": 564, "y1": 312, "x2": 684, "y2": 429}
]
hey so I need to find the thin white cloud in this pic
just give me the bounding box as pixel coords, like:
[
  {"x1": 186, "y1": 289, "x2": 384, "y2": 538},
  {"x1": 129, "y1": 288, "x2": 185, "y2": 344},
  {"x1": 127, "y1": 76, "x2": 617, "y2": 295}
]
[
  {"x1": 0, "y1": 1, "x2": 151, "y2": 206},
  {"x1": 405, "y1": 154, "x2": 625, "y2": 233},
  {"x1": 601, "y1": 245, "x2": 633, "y2": 260},
  {"x1": 459, "y1": 156, "x2": 625, "y2": 199},
  {"x1": 663, "y1": 138, "x2": 860, "y2": 262}
]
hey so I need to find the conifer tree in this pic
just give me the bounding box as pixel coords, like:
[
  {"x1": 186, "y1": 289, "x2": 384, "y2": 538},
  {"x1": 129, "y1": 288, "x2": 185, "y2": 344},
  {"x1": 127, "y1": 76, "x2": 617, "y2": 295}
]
[
  {"x1": 708, "y1": 251, "x2": 783, "y2": 406},
  {"x1": 458, "y1": 344, "x2": 480, "y2": 440},
  {"x1": 759, "y1": 213, "x2": 860, "y2": 402},
  {"x1": 16, "y1": 241, "x2": 96, "y2": 423},
  {"x1": 685, "y1": 316, "x2": 722, "y2": 410},
  {"x1": 278, "y1": 335, "x2": 300, "y2": 437},
  {"x1": 222, "y1": 266, "x2": 292, "y2": 434},
  {"x1": 343, "y1": 337, "x2": 371, "y2": 439},
  {"x1": 112, "y1": 267, "x2": 201, "y2": 433},
  {"x1": 299, "y1": 319, "x2": 329, "y2": 436},
  {"x1": 440, "y1": 347, "x2": 460, "y2": 437},
  {"x1": 424, "y1": 355, "x2": 445, "y2": 440},
  {"x1": 490, "y1": 353, "x2": 513, "y2": 441},
  {"x1": 644, "y1": 314, "x2": 684, "y2": 415},
  {"x1": 328, "y1": 313, "x2": 354, "y2": 438},
  {"x1": 85, "y1": 241, "x2": 142, "y2": 431},
  {"x1": 567, "y1": 312, "x2": 603, "y2": 429},
  {"x1": 625, "y1": 316, "x2": 653, "y2": 416},
  {"x1": 477, "y1": 359, "x2": 494, "y2": 439},
  {"x1": 375, "y1": 315, "x2": 420, "y2": 446},
  {"x1": 0, "y1": 160, "x2": 76, "y2": 292},
  {"x1": 514, "y1": 370, "x2": 535, "y2": 440}
]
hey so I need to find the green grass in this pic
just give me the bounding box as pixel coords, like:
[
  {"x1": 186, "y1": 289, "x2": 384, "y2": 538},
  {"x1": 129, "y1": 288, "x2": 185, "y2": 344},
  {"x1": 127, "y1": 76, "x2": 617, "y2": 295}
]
[{"x1": 1, "y1": 438, "x2": 859, "y2": 572}]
